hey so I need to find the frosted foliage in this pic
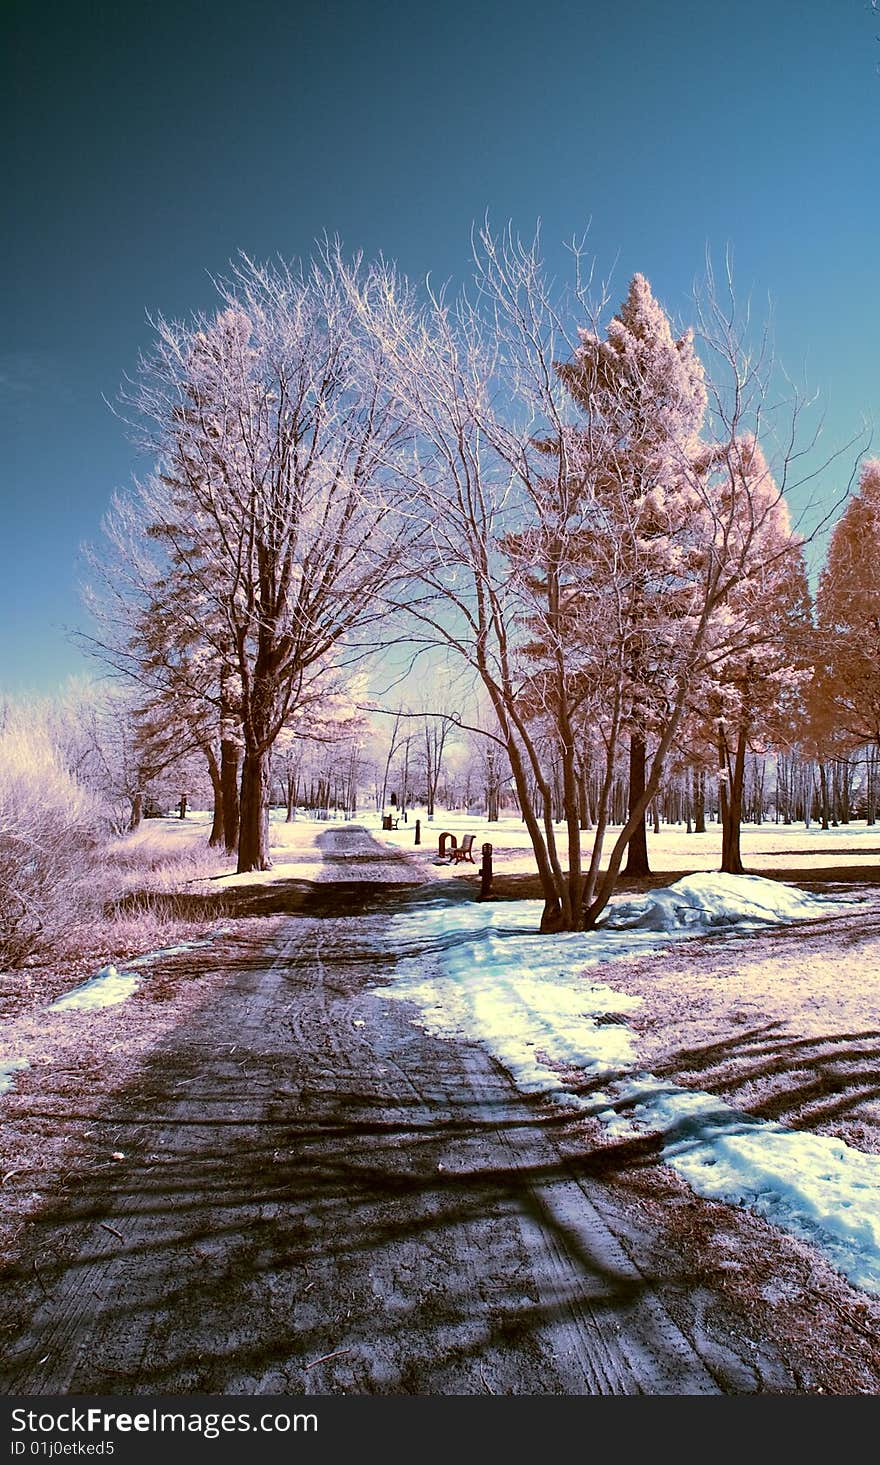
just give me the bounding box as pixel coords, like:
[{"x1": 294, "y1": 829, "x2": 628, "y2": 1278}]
[
  {"x1": 816, "y1": 458, "x2": 880, "y2": 747},
  {"x1": 700, "y1": 437, "x2": 810, "y2": 721},
  {"x1": 814, "y1": 462, "x2": 878, "y2": 744},
  {"x1": 126, "y1": 247, "x2": 413, "y2": 871},
  {"x1": 0, "y1": 715, "x2": 100, "y2": 964},
  {"x1": 531, "y1": 274, "x2": 718, "y2": 745},
  {"x1": 567, "y1": 273, "x2": 708, "y2": 464}
]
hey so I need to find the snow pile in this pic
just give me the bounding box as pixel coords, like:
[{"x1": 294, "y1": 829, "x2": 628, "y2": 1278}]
[
  {"x1": 0, "y1": 1057, "x2": 28, "y2": 1095},
  {"x1": 601, "y1": 871, "x2": 835, "y2": 932},
  {"x1": 49, "y1": 964, "x2": 141, "y2": 1012},
  {"x1": 378, "y1": 875, "x2": 880, "y2": 1295}
]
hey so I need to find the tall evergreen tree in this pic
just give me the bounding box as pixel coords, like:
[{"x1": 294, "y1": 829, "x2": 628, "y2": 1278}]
[
  {"x1": 816, "y1": 459, "x2": 880, "y2": 752},
  {"x1": 556, "y1": 274, "x2": 708, "y2": 879}
]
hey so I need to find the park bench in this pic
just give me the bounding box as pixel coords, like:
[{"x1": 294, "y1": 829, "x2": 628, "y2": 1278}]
[{"x1": 451, "y1": 833, "x2": 476, "y2": 864}]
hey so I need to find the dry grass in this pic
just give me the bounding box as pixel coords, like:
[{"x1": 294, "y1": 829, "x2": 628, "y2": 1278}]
[{"x1": 99, "y1": 833, "x2": 232, "y2": 954}]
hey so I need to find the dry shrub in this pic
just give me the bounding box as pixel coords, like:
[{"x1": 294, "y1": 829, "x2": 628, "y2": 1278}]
[
  {"x1": 0, "y1": 719, "x2": 103, "y2": 966},
  {"x1": 0, "y1": 703, "x2": 233, "y2": 971}
]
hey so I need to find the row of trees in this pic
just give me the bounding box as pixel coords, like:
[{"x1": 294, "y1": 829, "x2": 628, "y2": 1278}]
[{"x1": 85, "y1": 231, "x2": 876, "y2": 931}]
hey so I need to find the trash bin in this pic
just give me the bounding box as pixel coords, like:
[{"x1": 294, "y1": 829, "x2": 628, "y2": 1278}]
[{"x1": 382, "y1": 814, "x2": 393, "y2": 830}]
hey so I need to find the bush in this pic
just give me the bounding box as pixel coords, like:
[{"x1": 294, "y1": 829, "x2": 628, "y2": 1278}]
[{"x1": 0, "y1": 718, "x2": 102, "y2": 966}]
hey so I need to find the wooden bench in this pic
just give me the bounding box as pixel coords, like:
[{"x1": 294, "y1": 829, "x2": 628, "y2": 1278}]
[{"x1": 452, "y1": 833, "x2": 476, "y2": 863}]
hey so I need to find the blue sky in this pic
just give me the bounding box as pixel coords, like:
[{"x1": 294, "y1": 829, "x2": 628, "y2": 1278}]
[{"x1": 3, "y1": 0, "x2": 878, "y2": 692}]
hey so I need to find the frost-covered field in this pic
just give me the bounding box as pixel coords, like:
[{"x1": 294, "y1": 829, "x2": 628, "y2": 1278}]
[
  {"x1": 92, "y1": 803, "x2": 880, "y2": 880},
  {"x1": 365, "y1": 805, "x2": 880, "y2": 878}
]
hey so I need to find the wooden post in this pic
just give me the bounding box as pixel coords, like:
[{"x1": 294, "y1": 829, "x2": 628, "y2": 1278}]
[
  {"x1": 415, "y1": 818, "x2": 421, "y2": 845},
  {"x1": 480, "y1": 842, "x2": 493, "y2": 900}
]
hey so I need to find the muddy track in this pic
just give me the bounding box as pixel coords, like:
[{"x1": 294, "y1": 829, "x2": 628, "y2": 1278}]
[{"x1": 0, "y1": 826, "x2": 800, "y2": 1395}]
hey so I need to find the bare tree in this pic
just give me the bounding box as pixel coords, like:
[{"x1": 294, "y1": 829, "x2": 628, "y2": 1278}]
[
  {"x1": 421, "y1": 713, "x2": 454, "y2": 820},
  {"x1": 82, "y1": 484, "x2": 245, "y2": 851},
  {"x1": 348, "y1": 227, "x2": 845, "y2": 929}
]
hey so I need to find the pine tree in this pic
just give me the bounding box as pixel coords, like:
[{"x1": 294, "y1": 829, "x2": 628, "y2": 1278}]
[
  {"x1": 558, "y1": 274, "x2": 708, "y2": 878},
  {"x1": 816, "y1": 459, "x2": 880, "y2": 752}
]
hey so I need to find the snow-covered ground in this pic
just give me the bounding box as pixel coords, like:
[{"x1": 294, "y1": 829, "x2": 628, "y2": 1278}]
[
  {"x1": 108, "y1": 804, "x2": 880, "y2": 886},
  {"x1": 366, "y1": 806, "x2": 880, "y2": 878},
  {"x1": 4, "y1": 809, "x2": 877, "y2": 1296},
  {"x1": 375, "y1": 872, "x2": 880, "y2": 1297},
  {"x1": 207, "y1": 809, "x2": 425, "y2": 888}
]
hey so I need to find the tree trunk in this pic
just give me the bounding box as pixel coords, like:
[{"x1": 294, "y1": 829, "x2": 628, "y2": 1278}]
[
  {"x1": 238, "y1": 750, "x2": 271, "y2": 872},
  {"x1": 206, "y1": 747, "x2": 224, "y2": 848},
  {"x1": 624, "y1": 734, "x2": 650, "y2": 876},
  {"x1": 694, "y1": 764, "x2": 706, "y2": 833},
  {"x1": 128, "y1": 791, "x2": 143, "y2": 833},
  {"x1": 720, "y1": 722, "x2": 747, "y2": 875},
  {"x1": 818, "y1": 761, "x2": 830, "y2": 830},
  {"x1": 839, "y1": 757, "x2": 851, "y2": 824},
  {"x1": 485, "y1": 687, "x2": 568, "y2": 930},
  {"x1": 221, "y1": 738, "x2": 240, "y2": 855},
  {"x1": 578, "y1": 765, "x2": 592, "y2": 830},
  {"x1": 583, "y1": 706, "x2": 678, "y2": 927}
]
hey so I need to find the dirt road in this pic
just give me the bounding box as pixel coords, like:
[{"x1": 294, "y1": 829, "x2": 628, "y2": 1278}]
[{"x1": 0, "y1": 826, "x2": 828, "y2": 1394}]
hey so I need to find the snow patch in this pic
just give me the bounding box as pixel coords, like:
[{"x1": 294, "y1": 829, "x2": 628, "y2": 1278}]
[
  {"x1": 613, "y1": 1078, "x2": 880, "y2": 1296},
  {"x1": 0, "y1": 1058, "x2": 29, "y2": 1095},
  {"x1": 46, "y1": 926, "x2": 230, "y2": 1013},
  {"x1": 49, "y1": 965, "x2": 141, "y2": 1012},
  {"x1": 377, "y1": 875, "x2": 880, "y2": 1295},
  {"x1": 125, "y1": 937, "x2": 214, "y2": 967}
]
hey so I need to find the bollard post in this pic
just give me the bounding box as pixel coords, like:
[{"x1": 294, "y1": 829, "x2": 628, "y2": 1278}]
[
  {"x1": 479, "y1": 842, "x2": 493, "y2": 900},
  {"x1": 415, "y1": 818, "x2": 421, "y2": 845}
]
